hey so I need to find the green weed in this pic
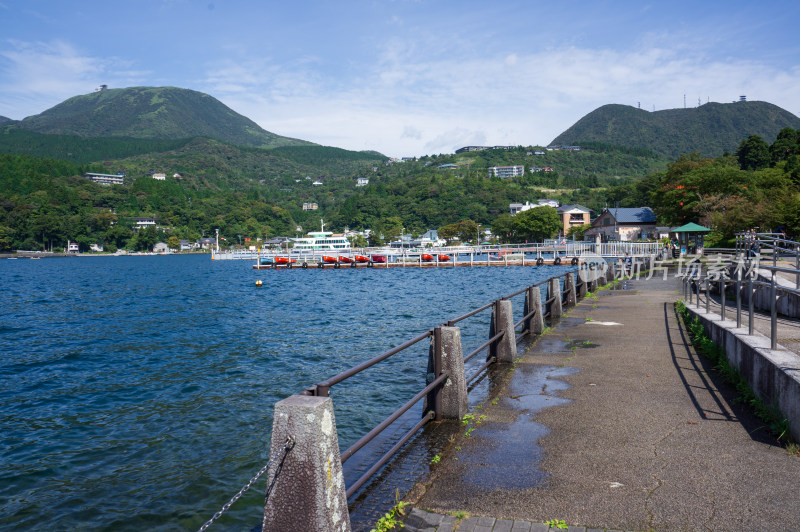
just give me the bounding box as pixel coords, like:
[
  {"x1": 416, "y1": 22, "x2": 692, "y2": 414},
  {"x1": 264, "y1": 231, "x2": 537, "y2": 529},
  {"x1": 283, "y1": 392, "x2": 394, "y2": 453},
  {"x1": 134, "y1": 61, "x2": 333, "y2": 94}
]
[
  {"x1": 676, "y1": 301, "x2": 793, "y2": 445},
  {"x1": 371, "y1": 493, "x2": 408, "y2": 532}
]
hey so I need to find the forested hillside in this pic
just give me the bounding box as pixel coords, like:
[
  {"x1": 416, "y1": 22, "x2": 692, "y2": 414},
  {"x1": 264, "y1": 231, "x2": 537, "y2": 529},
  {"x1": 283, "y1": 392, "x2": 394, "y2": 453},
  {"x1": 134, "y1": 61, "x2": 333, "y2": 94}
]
[
  {"x1": 552, "y1": 101, "x2": 800, "y2": 159},
  {"x1": 3, "y1": 86, "x2": 799, "y2": 253},
  {"x1": 13, "y1": 86, "x2": 312, "y2": 149},
  {"x1": 601, "y1": 127, "x2": 800, "y2": 244}
]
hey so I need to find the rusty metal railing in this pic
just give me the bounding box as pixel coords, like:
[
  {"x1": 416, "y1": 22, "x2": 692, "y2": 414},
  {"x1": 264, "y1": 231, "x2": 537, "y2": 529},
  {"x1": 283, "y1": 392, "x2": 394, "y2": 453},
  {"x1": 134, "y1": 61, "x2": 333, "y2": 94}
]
[{"x1": 299, "y1": 266, "x2": 591, "y2": 500}]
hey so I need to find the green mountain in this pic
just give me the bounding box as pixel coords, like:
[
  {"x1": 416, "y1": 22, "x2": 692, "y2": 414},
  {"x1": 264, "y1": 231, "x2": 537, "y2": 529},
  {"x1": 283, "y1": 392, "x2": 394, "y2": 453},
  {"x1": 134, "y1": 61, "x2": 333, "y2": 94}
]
[
  {"x1": 551, "y1": 101, "x2": 800, "y2": 159},
  {"x1": 13, "y1": 86, "x2": 312, "y2": 149},
  {"x1": 0, "y1": 116, "x2": 12, "y2": 124}
]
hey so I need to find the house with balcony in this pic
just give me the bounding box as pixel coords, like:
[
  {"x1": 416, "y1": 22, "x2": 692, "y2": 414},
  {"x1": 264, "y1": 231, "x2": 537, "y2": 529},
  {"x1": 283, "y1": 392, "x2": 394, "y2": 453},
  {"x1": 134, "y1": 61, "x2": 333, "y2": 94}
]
[{"x1": 557, "y1": 204, "x2": 592, "y2": 236}]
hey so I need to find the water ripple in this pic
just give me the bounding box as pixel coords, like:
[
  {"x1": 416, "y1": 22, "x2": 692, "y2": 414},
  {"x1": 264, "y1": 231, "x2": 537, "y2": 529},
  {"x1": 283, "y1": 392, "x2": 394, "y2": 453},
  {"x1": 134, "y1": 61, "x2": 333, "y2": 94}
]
[{"x1": 0, "y1": 255, "x2": 572, "y2": 530}]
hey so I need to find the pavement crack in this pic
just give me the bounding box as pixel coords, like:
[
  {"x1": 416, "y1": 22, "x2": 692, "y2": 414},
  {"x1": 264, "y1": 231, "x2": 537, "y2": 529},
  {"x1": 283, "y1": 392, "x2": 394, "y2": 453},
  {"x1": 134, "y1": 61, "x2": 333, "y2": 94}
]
[{"x1": 645, "y1": 421, "x2": 681, "y2": 529}]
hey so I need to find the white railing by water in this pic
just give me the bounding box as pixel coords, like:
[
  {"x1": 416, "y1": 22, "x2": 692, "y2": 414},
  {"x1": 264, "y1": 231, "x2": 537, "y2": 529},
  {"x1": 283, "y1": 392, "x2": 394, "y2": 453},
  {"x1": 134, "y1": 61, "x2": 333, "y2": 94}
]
[{"x1": 211, "y1": 242, "x2": 662, "y2": 260}]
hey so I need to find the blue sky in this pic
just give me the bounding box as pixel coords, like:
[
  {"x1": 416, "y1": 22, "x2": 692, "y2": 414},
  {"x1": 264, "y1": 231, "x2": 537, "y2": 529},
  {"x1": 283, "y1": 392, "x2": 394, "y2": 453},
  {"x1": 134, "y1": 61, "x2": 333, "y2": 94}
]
[{"x1": 1, "y1": 0, "x2": 799, "y2": 156}]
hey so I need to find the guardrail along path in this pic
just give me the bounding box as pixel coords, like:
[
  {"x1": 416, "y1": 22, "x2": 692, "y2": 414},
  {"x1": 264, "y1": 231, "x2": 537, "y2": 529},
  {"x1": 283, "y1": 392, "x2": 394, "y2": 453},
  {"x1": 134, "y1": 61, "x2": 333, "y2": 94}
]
[{"x1": 407, "y1": 276, "x2": 800, "y2": 531}]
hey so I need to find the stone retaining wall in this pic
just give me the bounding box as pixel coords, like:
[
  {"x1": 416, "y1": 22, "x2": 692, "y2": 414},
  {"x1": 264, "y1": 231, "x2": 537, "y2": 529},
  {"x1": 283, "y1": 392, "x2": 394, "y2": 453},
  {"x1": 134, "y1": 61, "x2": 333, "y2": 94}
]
[{"x1": 683, "y1": 305, "x2": 800, "y2": 442}]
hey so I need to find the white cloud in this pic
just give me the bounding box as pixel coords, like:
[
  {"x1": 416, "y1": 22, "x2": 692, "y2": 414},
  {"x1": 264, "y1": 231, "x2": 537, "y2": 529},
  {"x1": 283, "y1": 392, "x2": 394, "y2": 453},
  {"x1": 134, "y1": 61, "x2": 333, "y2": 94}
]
[
  {"x1": 2, "y1": 33, "x2": 798, "y2": 158},
  {"x1": 228, "y1": 42, "x2": 799, "y2": 156},
  {"x1": 0, "y1": 40, "x2": 151, "y2": 118},
  {"x1": 401, "y1": 126, "x2": 422, "y2": 139}
]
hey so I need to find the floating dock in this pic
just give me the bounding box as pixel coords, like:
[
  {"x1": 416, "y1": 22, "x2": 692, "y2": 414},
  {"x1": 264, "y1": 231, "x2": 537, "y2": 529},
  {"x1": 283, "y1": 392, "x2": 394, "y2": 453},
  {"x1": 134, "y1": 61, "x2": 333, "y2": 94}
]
[{"x1": 253, "y1": 257, "x2": 584, "y2": 270}]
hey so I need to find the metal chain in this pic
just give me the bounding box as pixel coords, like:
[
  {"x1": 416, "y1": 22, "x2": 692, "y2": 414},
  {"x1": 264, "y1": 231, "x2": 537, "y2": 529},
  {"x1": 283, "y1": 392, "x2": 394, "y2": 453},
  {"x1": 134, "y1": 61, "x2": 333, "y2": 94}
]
[{"x1": 198, "y1": 435, "x2": 294, "y2": 532}]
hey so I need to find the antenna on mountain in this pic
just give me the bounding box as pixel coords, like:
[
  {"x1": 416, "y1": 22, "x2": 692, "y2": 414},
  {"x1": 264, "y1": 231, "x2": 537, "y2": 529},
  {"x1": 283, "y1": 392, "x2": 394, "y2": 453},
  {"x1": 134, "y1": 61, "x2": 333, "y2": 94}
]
[
  {"x1": 637, "y1": 102, "x2": 641, "y2": 109},
  {"x1": 683, "y1": 94, "x2": 686, "y2": 108},
  {"x1": 698, "y1": 97, "x2": 701, "y2": 107}
]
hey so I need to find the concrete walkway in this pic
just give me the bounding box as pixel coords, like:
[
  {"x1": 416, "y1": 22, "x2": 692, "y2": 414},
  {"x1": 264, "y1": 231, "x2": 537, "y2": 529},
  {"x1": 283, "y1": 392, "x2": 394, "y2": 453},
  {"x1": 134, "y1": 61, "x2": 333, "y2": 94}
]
[{"x1": 403, "y1": 276, "x2": 800, "y2": 531}]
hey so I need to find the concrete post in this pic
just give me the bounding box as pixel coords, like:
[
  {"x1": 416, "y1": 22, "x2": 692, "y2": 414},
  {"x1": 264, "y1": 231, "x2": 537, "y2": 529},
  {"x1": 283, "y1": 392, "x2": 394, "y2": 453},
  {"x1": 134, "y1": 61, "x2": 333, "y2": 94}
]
[
  {"x1": 425, "y1": 326, "x2": 468, "y2": 419},
  {"x1": 263, "y1": 395, "x2": 350, "y2": 532},
  {"x1": 548, "y1": 278, "x2": 563, "y2": 318},
  {"x1": 524, "y1": 286, "x2": 545, "y2": 335},
  {"x1": 564, "y1": 273, "x2": 577, "y2": 307},
  {"x1": 577, "y1": 268, "x2": 588, "y2": 299},
  {"x1": 490, "y1": 299, "x2": 517, "y2": 363}
]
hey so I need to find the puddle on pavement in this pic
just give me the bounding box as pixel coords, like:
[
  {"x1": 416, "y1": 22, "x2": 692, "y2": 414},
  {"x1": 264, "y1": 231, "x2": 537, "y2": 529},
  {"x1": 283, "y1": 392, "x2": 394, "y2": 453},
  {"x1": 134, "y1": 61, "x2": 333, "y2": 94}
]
[
  {"x1": 609, "y1": 280, "x2": 633, "y2": 290},
  {"x1": 532, "y1": 338, "x2": 600, "y2": 354},
  {"x1": 459, "y1": 364, "x2": 578, "y2": 490}
]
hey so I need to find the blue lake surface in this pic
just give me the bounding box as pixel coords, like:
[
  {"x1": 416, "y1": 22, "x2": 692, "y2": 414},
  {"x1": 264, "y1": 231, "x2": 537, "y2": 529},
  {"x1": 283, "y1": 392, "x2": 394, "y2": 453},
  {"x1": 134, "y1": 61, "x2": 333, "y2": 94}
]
[{"x1": 0, "y1": 254, "x2": 573, "y2": 530}]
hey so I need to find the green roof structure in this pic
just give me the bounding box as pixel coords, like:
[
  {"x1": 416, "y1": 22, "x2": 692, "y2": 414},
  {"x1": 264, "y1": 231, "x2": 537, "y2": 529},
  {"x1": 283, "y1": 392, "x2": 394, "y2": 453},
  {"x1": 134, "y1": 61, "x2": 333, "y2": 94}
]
[{"x1": 672, "y1": 222, "x2": 711, "y2": 233}]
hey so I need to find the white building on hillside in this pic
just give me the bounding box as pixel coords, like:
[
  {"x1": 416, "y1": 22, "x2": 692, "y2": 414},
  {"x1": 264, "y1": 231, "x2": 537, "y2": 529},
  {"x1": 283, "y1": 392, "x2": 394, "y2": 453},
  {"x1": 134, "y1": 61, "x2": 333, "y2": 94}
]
[{"x1": 488, "y1": 165, "x2": 524, "y2": 179}]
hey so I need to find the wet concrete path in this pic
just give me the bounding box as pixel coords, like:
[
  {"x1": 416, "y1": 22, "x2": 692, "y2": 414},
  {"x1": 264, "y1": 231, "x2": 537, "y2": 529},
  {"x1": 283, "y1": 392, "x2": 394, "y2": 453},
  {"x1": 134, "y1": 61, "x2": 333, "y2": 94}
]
[{"x1": 404, "y1": 276, "x2": 800, "y2": 531}]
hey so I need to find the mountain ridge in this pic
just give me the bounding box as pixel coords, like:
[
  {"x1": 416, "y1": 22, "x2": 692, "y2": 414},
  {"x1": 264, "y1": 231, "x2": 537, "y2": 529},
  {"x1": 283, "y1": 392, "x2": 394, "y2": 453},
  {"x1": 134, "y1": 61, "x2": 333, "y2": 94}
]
[
  {"x1": 551, "y1": 101, "x2": 800, "y2": 158},
  {"x1": 13, "y1": 86, "x2": 313, "y2": 150}
]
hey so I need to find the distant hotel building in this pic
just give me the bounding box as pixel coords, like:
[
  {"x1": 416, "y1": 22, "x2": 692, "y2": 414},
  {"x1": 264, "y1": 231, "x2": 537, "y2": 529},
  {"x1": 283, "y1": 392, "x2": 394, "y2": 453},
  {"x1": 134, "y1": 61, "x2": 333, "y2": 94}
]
[
  {"x1": 488, "y1": 165, "x2": 524, "y2": 179},
  {"x1": 152, "y1": 173, "x2": 166, "y2": 180},
  {"x1": 302, "y1": 202, "x2": 319, "y2": 211},
  {"x1": 84, "y1": 172, "x2": 124, "y2": 186},
  {"x1": 456, "y1": 145, "x2": 515, "y2": 154}
]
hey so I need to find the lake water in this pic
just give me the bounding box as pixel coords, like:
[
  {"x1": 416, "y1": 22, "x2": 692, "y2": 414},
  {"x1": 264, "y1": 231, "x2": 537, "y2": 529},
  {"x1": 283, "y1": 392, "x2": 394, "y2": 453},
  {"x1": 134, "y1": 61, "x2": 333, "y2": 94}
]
[{"x1": 0, "y1": 254, "x2": 573, "y2": 530}]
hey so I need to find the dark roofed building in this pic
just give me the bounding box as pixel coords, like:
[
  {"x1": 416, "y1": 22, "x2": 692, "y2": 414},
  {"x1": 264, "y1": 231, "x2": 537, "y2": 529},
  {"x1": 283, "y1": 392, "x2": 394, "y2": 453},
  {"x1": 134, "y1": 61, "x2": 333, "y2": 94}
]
[{"x1": 591, "y1": 207, "x2": 658, "y2": 241}]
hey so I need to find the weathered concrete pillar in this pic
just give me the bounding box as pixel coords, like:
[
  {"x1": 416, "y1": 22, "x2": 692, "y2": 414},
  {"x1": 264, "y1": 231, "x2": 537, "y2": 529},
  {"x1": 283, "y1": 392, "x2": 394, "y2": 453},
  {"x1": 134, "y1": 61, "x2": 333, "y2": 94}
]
[
  {"x1": 548, "y1": 278, "x2": 563, "y2": 318},
  {"x1": 263, "y1": 395, "x2": 350, "y2": 532},
  {"x1": 577, "y1": 267, "x2": 588, "y2": 299},
  {"x1": 490, "y1": 299, "x2": 517, "y2": 363},
  {"x1": 564, "y1": 273, "x2": 577, "y2": 307},
  {"x1": 524, "y1": 285, "x2": 545, "y2": 335},
  {"x1": 425, "y1": 326, "x2": 468, "y2": 419}
]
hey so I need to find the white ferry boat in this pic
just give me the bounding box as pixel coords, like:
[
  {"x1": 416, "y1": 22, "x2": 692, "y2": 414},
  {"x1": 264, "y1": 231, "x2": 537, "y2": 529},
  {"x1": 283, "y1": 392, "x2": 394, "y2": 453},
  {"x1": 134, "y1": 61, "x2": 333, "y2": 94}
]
[{"x1": 291, "y1": 220, "x2": 351, "y2": 252}]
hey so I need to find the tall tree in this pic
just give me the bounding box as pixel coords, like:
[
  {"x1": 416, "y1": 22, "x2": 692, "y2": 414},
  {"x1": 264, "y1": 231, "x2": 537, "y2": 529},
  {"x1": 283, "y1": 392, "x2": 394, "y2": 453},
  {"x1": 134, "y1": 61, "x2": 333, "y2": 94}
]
[
  {"x1": 511, "y1": 206, "x2": 562, "y2": 242},
  {"x1": 736, "y1": 134, "x2": 770, "y2": 171},
  {"x1": 770, "y1": 127, "x2": 799, "y2": 165}
]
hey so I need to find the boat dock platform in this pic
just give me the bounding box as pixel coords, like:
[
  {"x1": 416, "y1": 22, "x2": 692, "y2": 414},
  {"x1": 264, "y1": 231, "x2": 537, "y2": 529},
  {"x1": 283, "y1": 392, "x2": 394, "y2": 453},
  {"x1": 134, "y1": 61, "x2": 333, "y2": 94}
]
[{"x1": 252, "y1": 256, "x2": 585, "y2": 270}]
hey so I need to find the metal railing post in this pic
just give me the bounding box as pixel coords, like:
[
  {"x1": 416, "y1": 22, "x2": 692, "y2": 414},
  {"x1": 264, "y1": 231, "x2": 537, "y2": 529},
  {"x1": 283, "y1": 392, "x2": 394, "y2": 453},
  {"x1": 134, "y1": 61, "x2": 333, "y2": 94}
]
[
  {"x1": 705, "y1": 268, "x2": 710, "y2": 314},
  {"x1": 748, "y1": 275, "x2": 754, "y2": 335},
  {"x1": 796, "y1": 243, "x2": 800, "y2": 289},
  {"x1": 771, "y1": 272, "x2": 778, "y2": 350},
  {"x1": 720, "y1": 278, "x2": 726, "y2": 321},
  {"x1": 736, "y1": 268, "x2": 742, "y2": 328},
  {"x1": 773, "y1": 238, "x2": 777, "y2": 267}
]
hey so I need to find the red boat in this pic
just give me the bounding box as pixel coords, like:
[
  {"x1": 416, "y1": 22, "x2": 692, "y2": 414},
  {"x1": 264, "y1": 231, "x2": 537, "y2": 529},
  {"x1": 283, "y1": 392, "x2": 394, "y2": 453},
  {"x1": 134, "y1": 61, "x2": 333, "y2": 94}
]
[
  {"x1": 370, "y1": 254, "x2": 387, "y2": 263},
  {"x1": 354, "y1": 255, "x2": 370, "y2": 263},
  {"x1": 437, "y1": 254, "x2": 451, "y2": 261},
  {"x1": 322, "y1": 256, "x2": 339, "y2": 264},
  {"x1": 339, "y1": 256, "x2": 355, "y2": 264},
  {"x1": 274, "y1": 256, "x2": 296, "y2": 264},
  {"x1": 421, "y1": 254, "x2": 435, "y2": 262}
]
